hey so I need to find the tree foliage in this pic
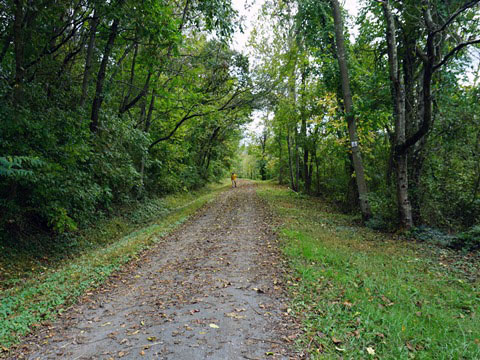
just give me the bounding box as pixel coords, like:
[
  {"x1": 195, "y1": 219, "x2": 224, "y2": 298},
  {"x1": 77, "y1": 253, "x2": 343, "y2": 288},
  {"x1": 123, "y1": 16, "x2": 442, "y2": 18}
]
[
  {"x1": 246, "y1": 0, "x2": 480, "y2": 235},
  {"x1": 0, "y1": 0, "x2": 252, "y2": 240}
]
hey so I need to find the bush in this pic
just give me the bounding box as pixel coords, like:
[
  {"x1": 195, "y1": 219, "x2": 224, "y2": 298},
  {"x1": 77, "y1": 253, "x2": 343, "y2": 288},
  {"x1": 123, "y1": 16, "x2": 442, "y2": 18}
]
[{"x1": 450, "y1": 225, "x2": 480, "y2": 251}]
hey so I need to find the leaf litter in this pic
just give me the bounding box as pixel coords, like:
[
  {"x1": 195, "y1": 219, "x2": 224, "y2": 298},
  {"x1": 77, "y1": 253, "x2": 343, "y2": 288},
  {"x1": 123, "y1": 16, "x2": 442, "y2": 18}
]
[{"x1": 7, "y1": 182, "x2": 298, "y2": 359}]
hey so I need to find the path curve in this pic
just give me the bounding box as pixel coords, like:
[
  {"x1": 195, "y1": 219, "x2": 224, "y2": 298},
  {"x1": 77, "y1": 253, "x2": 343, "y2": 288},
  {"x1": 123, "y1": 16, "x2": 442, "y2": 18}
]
[{"x1": 13, "y1": 181, "x2": 296, "y2": 359}]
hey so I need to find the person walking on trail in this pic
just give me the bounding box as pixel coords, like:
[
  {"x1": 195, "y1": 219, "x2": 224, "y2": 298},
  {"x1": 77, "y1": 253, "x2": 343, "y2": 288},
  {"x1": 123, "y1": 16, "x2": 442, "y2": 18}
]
[{"x1": 231, "y1": 172, "x2": 237, "y2": 188}]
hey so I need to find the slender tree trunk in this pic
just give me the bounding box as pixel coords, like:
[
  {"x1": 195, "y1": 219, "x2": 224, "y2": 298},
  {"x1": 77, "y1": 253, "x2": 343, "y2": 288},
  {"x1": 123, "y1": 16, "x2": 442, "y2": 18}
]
[
  {"x1": 90, "y1": 17, "x2": 120, "y2": 132},
  {"x1": 295, "y1": 129, "x2": 300, "y2": 192},
  {"x1": 13, "y1": 0, "x2": 25, "y2": 106},
  {"x1": 300, "y1": 67, "x2": 310, "y2": 193},
  {"x1": 278, "y1": 130, "x2": 284, "y2": 184},
  {"x1": 471, "y1": 128, "x2": 480, "y2": 203},
  {"x1": 139, "y1": 90, "x2": 156, "y2": 196},
  {"x1": 315, "y1": 151, "x2": 320, "y2": 195},
  {"x1": 80, "y1": 9, "x2": 98, "y2": 107},
  {"x1": 286, "y1": 130, "x2": 295, "y2": 191},
  {"x1": 330, "y1": 0, "x2": 372, "y2": 220},
  {"x1": 301, "y1": 114, "x2": 310, "y2": 193},
  {"x1": 346, "y1": 154, "x2": 359, "y2": 210},
  {"x1": 383, "y1": 0, "x2": 413, "y2": 229},
  {"x1": 121, "y1": 42, "x2": 138, "y2": 112}
]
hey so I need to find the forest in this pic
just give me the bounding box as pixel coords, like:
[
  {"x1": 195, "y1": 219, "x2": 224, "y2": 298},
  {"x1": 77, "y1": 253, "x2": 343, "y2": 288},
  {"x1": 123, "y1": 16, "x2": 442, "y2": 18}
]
[
  {"x1": 1, "y1": 0, "x2": 479, "y2": 245},
  {"x1": 0, "y1": 0, "x2": 256, "y2": 242},
  {"x1": 1, "y1": 0, "x2": 479, "y2": 357},
  {"x1": 242, "y1": 0, "x2": 480, "y2": 243}
]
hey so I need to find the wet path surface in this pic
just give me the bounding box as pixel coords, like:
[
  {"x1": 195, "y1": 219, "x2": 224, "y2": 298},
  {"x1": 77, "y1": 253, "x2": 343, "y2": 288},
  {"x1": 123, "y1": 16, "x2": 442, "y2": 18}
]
[{"x1": 15, "y1": 182, "x2": 296, "y2": 359}]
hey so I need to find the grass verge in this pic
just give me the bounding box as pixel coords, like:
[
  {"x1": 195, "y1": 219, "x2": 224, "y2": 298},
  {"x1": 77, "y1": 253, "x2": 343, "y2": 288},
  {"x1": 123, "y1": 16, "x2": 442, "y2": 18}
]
[
  {"x1": 0, "y1": 181, "x2": 228, "y2": 349},
  {"x1": 257, "y1": 183, "x2": 479, "y2": 359}
]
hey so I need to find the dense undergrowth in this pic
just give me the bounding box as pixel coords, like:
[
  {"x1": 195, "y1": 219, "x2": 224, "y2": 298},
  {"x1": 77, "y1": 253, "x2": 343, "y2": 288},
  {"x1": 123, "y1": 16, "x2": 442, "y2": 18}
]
[
  {"x1": 258, "y1": 183, "x2": 479, "y2": 359},
  {"x1": 0, "y1": 181, "x2": 228, "y2": 349}
]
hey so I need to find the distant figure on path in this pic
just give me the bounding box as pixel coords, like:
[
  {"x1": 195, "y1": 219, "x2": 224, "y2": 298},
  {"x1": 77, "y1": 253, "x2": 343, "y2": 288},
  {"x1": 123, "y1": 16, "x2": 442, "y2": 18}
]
[{"x1": 231, "y1": 172, "x2": 237, "y2": 188}]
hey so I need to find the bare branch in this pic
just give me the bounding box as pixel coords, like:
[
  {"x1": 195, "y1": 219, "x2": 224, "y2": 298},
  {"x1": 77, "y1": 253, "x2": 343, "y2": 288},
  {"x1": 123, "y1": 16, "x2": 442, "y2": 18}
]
[
  {"x1": 433, "y1": 38, "x2": 480, "y2": 71},
  {"x1": 432, "y1": 0, "x2": 480, "y2": 36}
]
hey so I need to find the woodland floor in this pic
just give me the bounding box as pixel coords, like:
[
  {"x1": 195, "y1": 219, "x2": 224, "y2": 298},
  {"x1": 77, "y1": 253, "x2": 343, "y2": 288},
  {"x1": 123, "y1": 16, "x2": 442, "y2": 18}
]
[{"x1": 8, "y1": 181, "x2": 298, "y2": 359}]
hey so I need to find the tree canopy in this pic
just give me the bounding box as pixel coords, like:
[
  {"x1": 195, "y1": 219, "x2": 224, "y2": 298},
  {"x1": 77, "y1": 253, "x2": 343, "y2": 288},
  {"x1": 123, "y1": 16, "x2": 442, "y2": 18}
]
[{"x1": 1, "y1": 0, "x2": 479, "y2": 244}]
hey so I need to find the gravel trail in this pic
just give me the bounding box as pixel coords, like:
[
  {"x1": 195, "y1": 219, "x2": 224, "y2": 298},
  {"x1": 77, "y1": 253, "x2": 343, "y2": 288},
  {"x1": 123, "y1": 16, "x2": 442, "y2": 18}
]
[{"x1": 12, "y1": 181, "x2": 297, "y2": 360}]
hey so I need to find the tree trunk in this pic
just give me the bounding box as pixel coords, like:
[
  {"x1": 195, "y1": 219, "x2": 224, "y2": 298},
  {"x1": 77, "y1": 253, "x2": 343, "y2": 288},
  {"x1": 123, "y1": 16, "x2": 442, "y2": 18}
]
[
  {"x1": 330, "y1": 0, "x2": 372, "y2": 220},
  {"x1": 121, "y1": 42, "x2": 138, "y2": 112},
  {"x1": 315, "y1": 151, "x2": 320, "y2": 195},
  {"x1": 300, "y1": 66, "x2": 310, "y2": 193},
  {"x1": 278, "y1": 130, "x2": 284, "y2": 184},
  {"x1": 90, "y1": 17, "x2": 120, "y2": 132},
  {"x1": 80, "y1": 9, "x2": 98, "y2": 107},
  {"x1": 13, "y1": 0, "x2": 25, "y2": 106},
  {"x1": 382, "y1": 0, "x2": 413, "y2": 229},
  {"x1": 295, "y1": 129, "x2": 300, "y2": 192},
  {"x1": 301, "y1": 114, "x2": 310, "y2": 193},
  {"x1": 286, "y1": 130, "x2": 295, "y2": 191}
]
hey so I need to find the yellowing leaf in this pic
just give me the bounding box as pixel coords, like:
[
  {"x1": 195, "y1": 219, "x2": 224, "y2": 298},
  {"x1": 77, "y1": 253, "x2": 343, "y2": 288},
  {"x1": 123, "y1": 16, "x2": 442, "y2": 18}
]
[
  {"x1": 147, "y1": 336, "x2": 157, "y2": 341},
  {"x1": 226, "y1": 312, "x2": 246, "y2": 320},
  {"x1": 367, "y1": 347, "x2": 375, "y2": 355},
  {"x1": 209, "y1": 323, "x2": 219, "y2": 329}
]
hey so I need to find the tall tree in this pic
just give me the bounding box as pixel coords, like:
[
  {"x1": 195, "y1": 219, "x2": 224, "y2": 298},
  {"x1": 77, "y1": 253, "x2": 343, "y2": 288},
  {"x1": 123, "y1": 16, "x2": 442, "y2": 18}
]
[
  {"x1": 330, "y1": 0, "x2": 372, "y2": 220},
  {"x1": 381, "y1": 0, "x2": 413, "y2": 229}
]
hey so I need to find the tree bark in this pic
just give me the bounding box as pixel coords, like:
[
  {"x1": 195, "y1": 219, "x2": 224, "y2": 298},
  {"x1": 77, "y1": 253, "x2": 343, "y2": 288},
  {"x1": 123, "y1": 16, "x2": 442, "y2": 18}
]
[
  {"x1": 80, "y1": 9, "x2": 98, "y2": 107},
  {"x1": 90, "y1": 16, "x2": 120, "y2": 132},
  {"x1": 286, "y1": 130, "x2": 295, "y2": 191},
  {"x1": 382, "y1": 0, "x2": 413, "y2": 229},
  {"x1": 330, "y1": 0, "x2": 372, "y2": 220},
  {"x1": 295, "y1": 129, "x2": 300, "y2": 192},
  {"x1": 278, "y1": 129, "x2": 284, "y2": 184},
  {"x1": 13, "y1": 0, "x2": 25, "y2": 106}
]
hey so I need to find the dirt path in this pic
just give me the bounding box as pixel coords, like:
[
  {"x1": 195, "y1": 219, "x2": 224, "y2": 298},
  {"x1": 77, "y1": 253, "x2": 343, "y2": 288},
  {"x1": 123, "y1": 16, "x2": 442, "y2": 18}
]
[{"x1": 13, "y1": 181, "x2": 296, "y2": 359}]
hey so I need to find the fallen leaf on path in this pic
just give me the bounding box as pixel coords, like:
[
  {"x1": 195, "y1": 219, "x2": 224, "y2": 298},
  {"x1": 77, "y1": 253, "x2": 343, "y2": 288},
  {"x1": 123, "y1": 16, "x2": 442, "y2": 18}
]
[
  {"x1": 101, "y1": 322, "x2": 111, "y2": 327},
  {"x1": 147, "y1": 336, "x2": 157, "y2": 341},
  {"x1": 209, "y1": 324, "x2": 219, "y2": 329},
  {"x1": 226, "y1": 312, "x2": 246, "y2": 320},
  {"x1": 140, "y1": 350, "x2": 145, "y2": 356}
]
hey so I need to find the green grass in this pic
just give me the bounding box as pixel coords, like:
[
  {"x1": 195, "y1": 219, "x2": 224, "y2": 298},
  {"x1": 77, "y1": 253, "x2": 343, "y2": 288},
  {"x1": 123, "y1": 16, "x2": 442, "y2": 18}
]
[
  {"x1": 257, "y1": 183, "x2": 479, "y2": 359},
  {"x1": 0, "y1": 181, "x2": 229, "y2": 349}
]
